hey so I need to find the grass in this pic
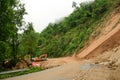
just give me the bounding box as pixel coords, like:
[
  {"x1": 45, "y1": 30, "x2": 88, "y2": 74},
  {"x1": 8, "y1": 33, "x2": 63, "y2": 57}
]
[{"x1": 0, "y1": 67, "x2": 44, "y2": 79}]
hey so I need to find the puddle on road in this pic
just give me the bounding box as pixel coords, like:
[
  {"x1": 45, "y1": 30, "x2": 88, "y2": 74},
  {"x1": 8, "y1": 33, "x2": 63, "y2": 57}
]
[{"x1": 80, "y1": 63, "x2": 101, "y2": 70}]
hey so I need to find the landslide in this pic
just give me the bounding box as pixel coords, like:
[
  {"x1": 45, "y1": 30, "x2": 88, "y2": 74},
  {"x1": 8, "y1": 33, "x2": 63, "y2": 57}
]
[
  {"x1": 38, "y1": 0, "x2": 120, "y2": 69},
  {"x1": 38, "y1": 0, "x2": 120, "y2": 58},
  {"x1": 77, "y1": 7, "x2": 120, "y2": 59},
  {"x1": 41, "y1": 6, "x2": 120, "y2": 69}
]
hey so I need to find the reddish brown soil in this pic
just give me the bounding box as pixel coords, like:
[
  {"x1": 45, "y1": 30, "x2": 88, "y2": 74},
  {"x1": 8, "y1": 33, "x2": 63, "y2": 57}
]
[{"x1": 77, "y1": 13, "x2": 120, "y2": 59}]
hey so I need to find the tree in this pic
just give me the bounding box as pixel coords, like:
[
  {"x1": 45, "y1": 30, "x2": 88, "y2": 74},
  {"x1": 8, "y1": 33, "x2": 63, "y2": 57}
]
[
  {"x1": 19, "y1": 23, "x2": 39, "y2": 60},
  {"x1": 0, "y1": 0, "x2": 26, "y2": 65},
  {"x1": 72, "y1": 1, "x2": 77, "y2": 8},
  {"x1": 0, "y1": 0, "x2": 26, "y2": 41}
]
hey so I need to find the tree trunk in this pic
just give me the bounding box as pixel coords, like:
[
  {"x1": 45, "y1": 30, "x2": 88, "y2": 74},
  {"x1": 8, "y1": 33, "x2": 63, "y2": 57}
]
[{"x1": 30, "y1": 53, "x2": 32, "y2": 61}]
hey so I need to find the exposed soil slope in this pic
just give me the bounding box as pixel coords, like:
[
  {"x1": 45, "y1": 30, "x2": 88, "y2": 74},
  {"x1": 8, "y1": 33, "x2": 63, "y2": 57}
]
[{"x1": 77, "y1": 11, "x2": 120, "y2": 59}]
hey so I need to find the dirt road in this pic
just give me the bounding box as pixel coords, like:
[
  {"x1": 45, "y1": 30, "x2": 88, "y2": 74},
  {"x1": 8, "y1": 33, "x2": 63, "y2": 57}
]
[
  {"x1": 4, "y1": 59, "x2": 120, "y2": 80},
  {"x1": 4, "y1": 61, "x2": 82, "y2": 80}
]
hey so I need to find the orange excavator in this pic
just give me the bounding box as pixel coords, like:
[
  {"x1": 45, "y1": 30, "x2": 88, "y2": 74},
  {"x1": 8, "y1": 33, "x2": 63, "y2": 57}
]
[
  {"x1": 38, "y1": 54, "x2": 47, "y2": 61},
  {"x1": 32, "y1": 54, "x2": 47, "y2": 67},
  {"x1": 34, "y1": 54, "x2": 48, "y2": 62}
]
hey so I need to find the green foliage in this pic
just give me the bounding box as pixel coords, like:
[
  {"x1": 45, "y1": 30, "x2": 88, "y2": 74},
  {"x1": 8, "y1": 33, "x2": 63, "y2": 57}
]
[
  {"x1": 38, "y1": 0, "x2": 120, "y2": 57},
  {"x1": 0, "y1": 0, "x2": 26, "y2": 69},
  {"x1": 0, "y1": 0, "x2": 26, "y2": 41},
  {"x1": 18, "y1": 23, "x2": 39, "y2": 58},
  {"x1": 0, "y1": 41, "x2": 11, "y2": 62}
]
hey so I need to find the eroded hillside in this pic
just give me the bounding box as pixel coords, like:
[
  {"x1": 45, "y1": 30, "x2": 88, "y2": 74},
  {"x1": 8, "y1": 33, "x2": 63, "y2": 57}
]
[
  {"x1": 38, "y1": 0, "x2": 120, "y2": 58},
  {"x1": 40, "y1": 6, "x2": 120, "y2": 69},
  {"x1": 4, "y1": 1, "x2": 120, "y2": 80}
]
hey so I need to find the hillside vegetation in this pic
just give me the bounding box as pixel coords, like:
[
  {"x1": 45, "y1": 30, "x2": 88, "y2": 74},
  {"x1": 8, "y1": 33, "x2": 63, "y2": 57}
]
[{"x1": 38, "y1": 0, "x2": 120, "y2": 57}]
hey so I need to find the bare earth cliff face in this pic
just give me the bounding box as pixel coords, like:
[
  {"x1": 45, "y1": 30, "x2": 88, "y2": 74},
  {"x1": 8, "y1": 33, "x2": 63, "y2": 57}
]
[{"x1": 4, "y1": 7, "x2": 120, "y2": 80}]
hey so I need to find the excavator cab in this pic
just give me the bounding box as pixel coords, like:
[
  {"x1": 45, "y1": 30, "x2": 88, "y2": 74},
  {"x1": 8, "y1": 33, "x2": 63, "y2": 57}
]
[
  {"x1": 33, "y1": 54, "x2": 47, "y2": 61},
  {"x1": 38, "y1": 54, "x2": 47, "y2": 61}
]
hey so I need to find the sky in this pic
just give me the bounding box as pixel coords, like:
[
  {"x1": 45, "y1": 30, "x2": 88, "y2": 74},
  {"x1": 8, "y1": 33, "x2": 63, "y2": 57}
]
[{"x1": 21, "y1": 0, "x2": 93, "y2": 32}]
